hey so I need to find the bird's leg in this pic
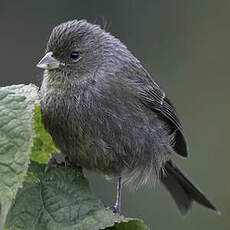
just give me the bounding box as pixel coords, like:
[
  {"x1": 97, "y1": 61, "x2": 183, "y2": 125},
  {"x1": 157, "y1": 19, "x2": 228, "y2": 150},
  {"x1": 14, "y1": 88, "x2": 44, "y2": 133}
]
[{"x1": 112, "y1": 177, "x2": 123, "y2": 214}]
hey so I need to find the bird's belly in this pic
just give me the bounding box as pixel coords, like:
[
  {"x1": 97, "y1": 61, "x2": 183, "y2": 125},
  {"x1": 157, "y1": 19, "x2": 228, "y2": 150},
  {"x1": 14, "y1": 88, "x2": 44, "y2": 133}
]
[
  {"x1": 44, "y1": 114, "x2": 124, "y2": 176},
  {"x1": 52, "y1": 114, "x2": 171, "y2": 181}
]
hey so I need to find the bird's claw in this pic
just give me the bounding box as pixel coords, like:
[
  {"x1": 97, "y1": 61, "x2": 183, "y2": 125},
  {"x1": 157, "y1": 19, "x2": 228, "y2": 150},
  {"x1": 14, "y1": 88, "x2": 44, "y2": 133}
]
[
  {"x1": 45, "y1": 153, "x2": 70, "y2": 173},
  {"x1": 109, "y1": 205, "x2": 121, "y2": 214}
]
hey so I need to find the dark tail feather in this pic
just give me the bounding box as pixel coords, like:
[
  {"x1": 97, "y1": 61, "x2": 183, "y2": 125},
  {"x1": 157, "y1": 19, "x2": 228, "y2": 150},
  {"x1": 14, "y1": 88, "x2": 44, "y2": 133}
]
[{"x1": 161, "y1": 161, "x2": 220, "y2": 215}]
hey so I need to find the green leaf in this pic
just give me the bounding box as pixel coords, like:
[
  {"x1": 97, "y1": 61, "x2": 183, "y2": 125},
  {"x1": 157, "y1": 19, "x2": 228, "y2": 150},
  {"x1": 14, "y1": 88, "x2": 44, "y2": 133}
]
[
  {"x1": 30, "y1": 105, "x2": 60, "y2": 164},
  {"x1": 6, "y1": 162, "x2": 149, "y2": 230},
  {"x1": 108, "y1": 219, "x2": 150, "y2": 230},
  {"x1": 0, "y1": 84, "x2": 39, "y2": 230}
]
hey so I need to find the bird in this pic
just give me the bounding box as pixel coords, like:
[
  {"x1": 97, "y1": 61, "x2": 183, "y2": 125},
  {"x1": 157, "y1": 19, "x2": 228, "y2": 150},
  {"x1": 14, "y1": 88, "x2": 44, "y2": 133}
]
[{"x1": 37, "y1": 19, "x2": 219, "y2": 215}]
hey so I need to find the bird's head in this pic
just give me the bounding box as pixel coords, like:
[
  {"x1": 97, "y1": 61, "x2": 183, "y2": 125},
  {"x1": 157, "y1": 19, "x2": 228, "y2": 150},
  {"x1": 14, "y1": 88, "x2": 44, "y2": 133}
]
[{"x1": 37, "y1": 19, "x2": 135, "y2": 79}]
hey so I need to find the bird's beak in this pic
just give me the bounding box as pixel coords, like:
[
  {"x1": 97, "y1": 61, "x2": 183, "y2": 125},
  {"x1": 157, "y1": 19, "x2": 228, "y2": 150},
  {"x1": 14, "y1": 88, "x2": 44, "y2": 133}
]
[{"x1": 36, "y1": 52, "x2": 60, "y2": 70}]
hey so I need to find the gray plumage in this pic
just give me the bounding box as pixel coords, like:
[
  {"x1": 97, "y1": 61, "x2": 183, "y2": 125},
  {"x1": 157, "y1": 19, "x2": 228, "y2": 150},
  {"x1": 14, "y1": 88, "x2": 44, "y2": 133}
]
[{"x1": 38, "y1": 19, "x2": 218, "y2": 214}]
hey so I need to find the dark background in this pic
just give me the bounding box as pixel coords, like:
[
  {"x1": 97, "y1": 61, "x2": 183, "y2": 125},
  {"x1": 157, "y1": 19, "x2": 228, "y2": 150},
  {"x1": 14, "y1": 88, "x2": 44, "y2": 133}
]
[{"x1": 1, "y1": 0, "x2": 229, "y2": 229}]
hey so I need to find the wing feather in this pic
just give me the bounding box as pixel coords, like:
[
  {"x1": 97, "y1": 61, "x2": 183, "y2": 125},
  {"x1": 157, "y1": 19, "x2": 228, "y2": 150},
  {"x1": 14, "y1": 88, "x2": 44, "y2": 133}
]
[{"x1": 134, "y1": 71, "x2": 189, "y2": 157}]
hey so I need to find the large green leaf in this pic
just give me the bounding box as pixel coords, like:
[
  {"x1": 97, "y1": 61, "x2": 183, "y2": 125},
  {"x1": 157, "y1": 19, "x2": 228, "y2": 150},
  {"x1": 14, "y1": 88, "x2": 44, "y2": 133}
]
[
  {"x1": 0, "y1": 84, "x2": 39, "y2": 230},
  {"x1": 6, "y1": 161, "x2": 149, "y2": 230}
]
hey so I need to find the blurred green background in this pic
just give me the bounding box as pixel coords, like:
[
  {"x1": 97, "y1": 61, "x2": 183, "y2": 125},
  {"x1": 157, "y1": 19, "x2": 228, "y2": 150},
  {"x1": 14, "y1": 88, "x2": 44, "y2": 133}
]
[{"x1": 0, "y1": 0, "x2": 229, "y2": 229}]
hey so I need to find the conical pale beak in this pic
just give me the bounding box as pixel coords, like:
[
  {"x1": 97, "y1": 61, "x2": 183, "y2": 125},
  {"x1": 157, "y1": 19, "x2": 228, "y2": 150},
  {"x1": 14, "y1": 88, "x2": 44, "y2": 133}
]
[{"x1": 36, "y1": 52, "x2": 60, "y2": 70}]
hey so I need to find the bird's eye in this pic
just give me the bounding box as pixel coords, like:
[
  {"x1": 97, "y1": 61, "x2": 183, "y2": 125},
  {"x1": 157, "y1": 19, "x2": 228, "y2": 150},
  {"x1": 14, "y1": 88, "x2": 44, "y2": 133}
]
[{"x1": 70, "y1": 51, "x2": 80, "y2": 60}]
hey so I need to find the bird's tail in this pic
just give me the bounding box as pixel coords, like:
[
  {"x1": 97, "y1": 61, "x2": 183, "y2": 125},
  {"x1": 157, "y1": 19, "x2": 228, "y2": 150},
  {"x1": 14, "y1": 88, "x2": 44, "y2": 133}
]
[{"x1": 161, "y1": 160, "x2": 220, "y2": 215}]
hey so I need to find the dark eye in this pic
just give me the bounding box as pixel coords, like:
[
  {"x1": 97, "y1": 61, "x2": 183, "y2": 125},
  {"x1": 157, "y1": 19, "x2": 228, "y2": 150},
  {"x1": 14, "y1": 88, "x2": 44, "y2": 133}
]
[{"x1": 70, "y1": 51, "x2": 80, "y2": 60}]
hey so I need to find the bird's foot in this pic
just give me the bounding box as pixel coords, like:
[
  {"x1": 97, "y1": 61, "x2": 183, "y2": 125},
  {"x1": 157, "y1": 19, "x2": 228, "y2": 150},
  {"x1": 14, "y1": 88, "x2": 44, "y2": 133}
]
[
  {"x1": 45, "y1": 153, "x2": 70, "y2": 172},
  {"x1": 109, "y1": 204, "x2": 121, "y2": 214}
]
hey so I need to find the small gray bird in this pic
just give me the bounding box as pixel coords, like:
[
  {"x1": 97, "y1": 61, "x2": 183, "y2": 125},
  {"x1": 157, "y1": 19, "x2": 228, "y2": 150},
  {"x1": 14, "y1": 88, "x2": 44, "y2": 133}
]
[{"x1": 37, "y1": 19, "x2": 219, "y2": 215}]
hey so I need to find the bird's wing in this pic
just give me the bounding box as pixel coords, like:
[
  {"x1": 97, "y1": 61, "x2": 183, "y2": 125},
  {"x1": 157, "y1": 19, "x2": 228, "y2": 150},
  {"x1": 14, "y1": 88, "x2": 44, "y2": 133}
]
[{"x1": 135, "y1": 71, "x2": 189, "y2": 158}]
